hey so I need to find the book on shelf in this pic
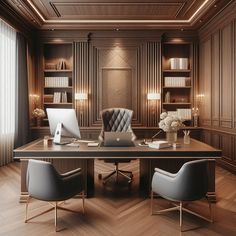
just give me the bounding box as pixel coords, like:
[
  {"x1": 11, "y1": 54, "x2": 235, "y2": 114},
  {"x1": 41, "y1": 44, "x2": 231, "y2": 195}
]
[
  {"x1": 167, "y1": 109, "x2": 191, "y2": 120},
  {"x1": 53, "y1": 92, "x2": 61, "y2": 103},
  {"x1": 43, "y1": 94, "x2": 54, "y2": 103},
  {"x1": 61, "y1": 91, "x2": 68, "y2": 103},
  {"x1": 170, "y1": 58, "x2": 188, "y2": 70},
  {"x1": 167, "y1": 111, "x2": 177, "y2": 116},
  {"x1": 45, "y1": 77, "x2": 69, "y2": 87},
  {"x1": 164, "y1": 77, "x2": 190, "y2": 87},
  {"x1": 177, "y1": 109, "x2": 192, "y2": 120},
  {"x1": 56, "y1": 59, "x2": 66, "y2": 70}
]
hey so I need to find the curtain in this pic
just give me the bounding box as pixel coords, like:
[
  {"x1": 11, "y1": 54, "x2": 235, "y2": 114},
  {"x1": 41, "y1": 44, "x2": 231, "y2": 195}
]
[
  {"x1": 14, "y1": 32, "x2": 29, "y2": 148},
  {"x1": 0, "y1": 19, "x2": 16, "y2": 166}
]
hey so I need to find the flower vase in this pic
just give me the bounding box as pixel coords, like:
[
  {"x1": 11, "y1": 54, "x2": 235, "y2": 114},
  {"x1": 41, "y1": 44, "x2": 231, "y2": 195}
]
[
  {"x1": 166, "y1": 131, "x2": 177, "y2": 143},
  {"x1": 36, "y1": 118, "x2": 41, "y2": 127}
]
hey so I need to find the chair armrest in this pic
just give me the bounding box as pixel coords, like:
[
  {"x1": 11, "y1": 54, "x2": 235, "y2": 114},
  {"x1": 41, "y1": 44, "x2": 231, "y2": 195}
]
[
  {"x1": 60, "y1": 168, "x2": 82, "y2": 178},
  {"x1": 154, "y1": 168, "x2": 177, "y2": 178}
]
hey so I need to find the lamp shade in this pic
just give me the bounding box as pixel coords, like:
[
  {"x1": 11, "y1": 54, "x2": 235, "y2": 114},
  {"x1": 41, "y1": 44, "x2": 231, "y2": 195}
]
[
  {"x1": 75, "y1": 93, "x2": 88, "y2": 100},
  {"x1": 147, "y1": 93, "x2": 160, "y2": 100}
]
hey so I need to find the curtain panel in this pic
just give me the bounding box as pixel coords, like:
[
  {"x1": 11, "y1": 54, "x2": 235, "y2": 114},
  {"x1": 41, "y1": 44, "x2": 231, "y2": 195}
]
[
  {"x1": 0, "y1": 19, "x2": 16, "y2": 166},
  {"x1": 14, "y1": 32, "x2": 29, "y2": 148}
]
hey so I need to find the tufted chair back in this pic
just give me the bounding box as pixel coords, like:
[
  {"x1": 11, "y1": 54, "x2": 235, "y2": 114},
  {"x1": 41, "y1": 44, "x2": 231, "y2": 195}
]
[{"x1": 99, "y1": 108, "x2": 136, "y2": 141}]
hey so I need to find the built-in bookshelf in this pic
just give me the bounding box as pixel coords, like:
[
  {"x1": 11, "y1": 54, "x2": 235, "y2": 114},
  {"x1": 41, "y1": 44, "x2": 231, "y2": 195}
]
[
  {"x1": 162, "y1": 41, "x2": 193, "y2": 123},
  {"x1": 42, "y1": 43, "x2": 73, "y2": 126}
]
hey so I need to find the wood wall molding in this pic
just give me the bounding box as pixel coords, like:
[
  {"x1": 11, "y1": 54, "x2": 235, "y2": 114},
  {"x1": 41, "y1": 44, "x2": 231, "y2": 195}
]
[
  {"x1": 211, "y1": 30, "x2": 220, "y2": 127},
  {"x1": 232, "y1": 19, "x2": 236, "y2": 129},
  {"x1": 199, "y1": 2, "x2": 236, "y2": 172},
  {"x1": 201, "y1": 128, "x2": 236, "y2": 173},
  {"x1": 199, "y1": 0, "x2": 236, "y2": 41},
  {"x1": 220, "y1": 23, "x2": 233, "y2": 128},
  {"x1": 199, "y1": 37, "x2": 211, "y2": 126}
]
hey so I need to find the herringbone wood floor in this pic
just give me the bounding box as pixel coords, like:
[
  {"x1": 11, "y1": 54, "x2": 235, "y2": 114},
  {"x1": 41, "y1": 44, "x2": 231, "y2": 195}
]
[{"x1": 0, "y1": 160, "x2": 235, "y2": 236}]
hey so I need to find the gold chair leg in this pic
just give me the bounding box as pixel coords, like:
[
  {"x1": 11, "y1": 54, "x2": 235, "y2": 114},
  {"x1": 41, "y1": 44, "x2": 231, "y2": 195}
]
[
  {"x1": 55, "y1": 202, "x2": 58, "y2": 232},
  {"x1": 25, "y1": 196, "x2": 31, "y2": 223},
  {"x1": 151, "y1": 190, "x2": 153, "y2": 215},
  {"x1": 180, "y1": 202, "x2": 183, "y2": 231},
  {"x1": 208, "y1": 199, "x2": 213, "y2": 222},
  {"x1": 116, "y1": 164, "x2": 119, "y2": 182},
  {"x1": 82, "y1": 191, "x2": 85, "y2": 214}
]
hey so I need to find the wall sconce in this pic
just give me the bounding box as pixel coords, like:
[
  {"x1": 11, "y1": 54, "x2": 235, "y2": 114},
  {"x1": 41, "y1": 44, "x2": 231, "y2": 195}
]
[
  {"x1": 147, "y1": 93, "x2": 161, "y2": 100},
  {"x1": 75, "y1": 92, "x2": 88, "y2": 117},
  {"x1": 75, "y1": 93, "x2": 88, "y2": 101},
  {"x1": 196, "y1": 94, "x2": 205, "y2": 104},
  {"x1": 147, "y1": 93, "x2": 160, "y2": 115},
  {"x1": 192, "y1": 94, "x2": 204, "y2": 127}
]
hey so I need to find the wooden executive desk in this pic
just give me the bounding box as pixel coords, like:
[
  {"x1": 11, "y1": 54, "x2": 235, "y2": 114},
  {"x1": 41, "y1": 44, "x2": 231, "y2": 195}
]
[{"x1": 14, "y1": 138, "x2": 221, "y2": 203}]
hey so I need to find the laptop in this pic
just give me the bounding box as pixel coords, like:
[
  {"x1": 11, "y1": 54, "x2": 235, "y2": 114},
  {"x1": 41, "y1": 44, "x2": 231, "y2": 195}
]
[{"x1": 103, "y1": 132, "x2": 135, "y2": 147}]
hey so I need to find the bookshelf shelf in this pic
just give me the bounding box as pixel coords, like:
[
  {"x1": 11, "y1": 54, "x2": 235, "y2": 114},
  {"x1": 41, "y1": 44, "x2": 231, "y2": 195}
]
[
  {"x1": 163, "y1": 69, "x2": 191, "y2": 73},
  {"x1": 44, "y1": 69, "x2": 72, "y2": 72},
  {"x1": 44, "y1": 103, "x2": 73, "y2": 105},
  {"x1": 44, "y1": 86, "x2": 73, "y2": 89},
  {"x1": 163, "y1": 86, "x2": 191, "y2": 89},
  {"x1": 162, "y1": 103, "x2": 191, "y2": 105}
]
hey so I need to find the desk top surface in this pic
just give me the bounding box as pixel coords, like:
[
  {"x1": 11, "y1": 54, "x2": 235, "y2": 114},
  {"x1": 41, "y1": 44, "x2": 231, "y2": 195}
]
[{"x1": 14, "y1": 138, "x2": 222, "y2": 159}]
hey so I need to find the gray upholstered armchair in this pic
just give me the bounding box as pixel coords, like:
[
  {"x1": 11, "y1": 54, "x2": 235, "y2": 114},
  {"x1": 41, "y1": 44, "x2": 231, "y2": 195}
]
[
  {"x1": 98, "y1": 108, "x2": 136, "y2": 184},
  {"x1": 25, "y1": 159, "x2": 85, "y2": 231},
  {"x1": 151, "y1": 160, "x2": 213, "y2": 231}
]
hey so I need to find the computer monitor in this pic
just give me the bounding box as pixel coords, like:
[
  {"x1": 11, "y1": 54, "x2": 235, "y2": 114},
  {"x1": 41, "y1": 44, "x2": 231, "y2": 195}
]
[{"x1": 46, "y1": 108, "x2": 81, "y2": 144}]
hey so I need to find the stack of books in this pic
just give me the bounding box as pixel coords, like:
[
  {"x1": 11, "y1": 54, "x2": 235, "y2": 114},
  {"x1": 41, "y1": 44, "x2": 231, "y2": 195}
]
[
  {"x1": 148, "y1": 141, "x2": 171, "y2": 149},
  {"x1": 165, "y1": 77, "x2": 189, "y2": 87},
  {"x1": 53, "y1": 92, "x2": 61, "y2": 103},
  {"x1": 170, "y1": 58, "x2": 188, "y2": 70},
  {"x1": 45, "y1": 77, "x2": 69, "y2": 87},
  {"x1": 43, "y1": 94, "x2": 54, "y2": 103},
  {"x1": 177, "y1": 109, "x2": 192, "y2": 120},
  {"x1": 52, "y1": 92, "x2": 68, "y2": 103},
  {"x1": 56, "y1": 60, "x2": 66, "y2": 70}
]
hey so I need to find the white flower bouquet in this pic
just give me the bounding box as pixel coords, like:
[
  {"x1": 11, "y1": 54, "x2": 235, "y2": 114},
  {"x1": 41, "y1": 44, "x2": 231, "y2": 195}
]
[
  {"x1": 159, "y1": 112, "x2": 184, "y2": 132},
  {"x1": 32, "y1": 108, "x2": 46, "y2": 118}
]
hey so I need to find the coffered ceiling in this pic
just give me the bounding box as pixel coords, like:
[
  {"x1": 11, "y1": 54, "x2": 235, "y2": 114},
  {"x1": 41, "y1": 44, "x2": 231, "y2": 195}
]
[{"x1": 3, "y1": 0, "x2": 234, "y2": 30}]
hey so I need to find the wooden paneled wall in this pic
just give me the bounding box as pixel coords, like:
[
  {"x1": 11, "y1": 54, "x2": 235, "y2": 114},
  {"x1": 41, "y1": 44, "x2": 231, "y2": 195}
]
[
  {"x1": 74, "y1": 32, "x2": 161, "y2": 128},
  {"x1": 199, "y1": 1, "x2": 236, "y2": 173},
  {"x1": 74, "y1": 42, "x2": 89, "y2": 127}
]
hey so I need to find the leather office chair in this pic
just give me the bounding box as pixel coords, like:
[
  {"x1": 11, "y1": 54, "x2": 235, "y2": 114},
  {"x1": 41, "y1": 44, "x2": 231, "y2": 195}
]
[
  {"x1": 151, "y1": 160, "x2": 213, "y2": 231},
  {"x1": 25, "y1": 159, "x2": 85, "y2": 231},
  {"x1": 98, "y1": 108, "x2": 136, "y2": 184}
]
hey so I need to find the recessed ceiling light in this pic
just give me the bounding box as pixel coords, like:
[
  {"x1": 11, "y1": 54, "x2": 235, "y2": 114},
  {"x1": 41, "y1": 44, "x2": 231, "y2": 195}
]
[
  {"x1": 214, "y1": 4, "x2": 217, "y2": 8},
  {"x1": 181, "y1": 28, "x2": 184, "y2": 31},
  {"x1": 199, "y1": 19, "x2": 203, "y2": 23},
  {"x1": 115, "y1": 28, "x2": 119, "y2": 31}
]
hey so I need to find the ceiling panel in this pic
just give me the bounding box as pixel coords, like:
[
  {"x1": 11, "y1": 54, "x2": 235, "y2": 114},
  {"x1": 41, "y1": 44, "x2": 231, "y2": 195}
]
[
  {"x1": 51, "y1": 2, "x2": 184, "y2": 20},
  {"x1": 3, "y1": 0, "x2": 235, "y2": 30}
]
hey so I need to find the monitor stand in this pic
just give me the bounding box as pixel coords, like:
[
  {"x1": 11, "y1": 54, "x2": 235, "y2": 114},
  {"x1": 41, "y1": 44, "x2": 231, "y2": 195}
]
[{"x1": 53, "y1": 123, "x2": 72, "y2": 145}]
